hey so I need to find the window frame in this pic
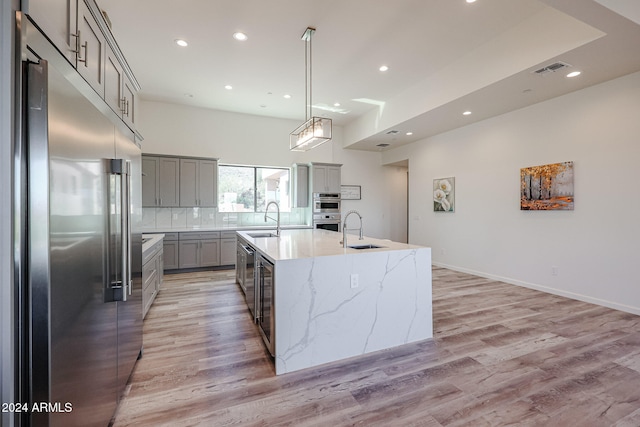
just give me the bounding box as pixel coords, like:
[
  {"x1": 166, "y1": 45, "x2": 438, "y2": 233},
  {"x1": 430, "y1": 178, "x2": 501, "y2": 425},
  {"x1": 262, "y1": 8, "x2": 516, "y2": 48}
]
[{"x1": 218, "y1": 163, "x2": 291, "y2": 213}]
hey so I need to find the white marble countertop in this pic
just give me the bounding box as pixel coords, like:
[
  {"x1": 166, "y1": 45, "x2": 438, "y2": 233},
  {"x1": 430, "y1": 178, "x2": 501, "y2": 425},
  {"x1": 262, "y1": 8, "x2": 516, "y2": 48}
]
[{"x1": 237, "y1": 228, "x2": 425, "y2": 262}]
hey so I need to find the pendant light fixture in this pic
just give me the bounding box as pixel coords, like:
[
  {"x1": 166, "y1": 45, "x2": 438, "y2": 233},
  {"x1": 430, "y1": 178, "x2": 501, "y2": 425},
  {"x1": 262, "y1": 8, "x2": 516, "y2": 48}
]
[{"x1": 290, "y1": 27, "x2": 332, "y2": 151}]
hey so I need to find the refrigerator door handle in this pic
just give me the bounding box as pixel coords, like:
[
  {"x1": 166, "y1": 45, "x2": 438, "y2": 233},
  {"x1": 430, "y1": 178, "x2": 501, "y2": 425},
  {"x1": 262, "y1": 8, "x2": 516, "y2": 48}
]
[{"x1": 106, "y1": 158, "x2": 130, "y2": 302}]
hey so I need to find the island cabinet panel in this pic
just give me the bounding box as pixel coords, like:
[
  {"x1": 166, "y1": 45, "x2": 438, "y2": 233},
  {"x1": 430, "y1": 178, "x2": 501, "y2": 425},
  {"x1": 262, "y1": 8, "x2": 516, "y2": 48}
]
[
  {"x1": 179, "y1": 159, "x2": 217, "y2": 207},
  {"x1": 76, "y1": 0, "x2": 105, "y2": 96},
  {"x1": 311, "y1": 163, "x2": 342, "y2": 194},
  {"x1": 27, "y1": 0, "x2": 78, "y2": 64},
  {"x1": 142, "y1": 156, "x2": 180, "y2": 207}
]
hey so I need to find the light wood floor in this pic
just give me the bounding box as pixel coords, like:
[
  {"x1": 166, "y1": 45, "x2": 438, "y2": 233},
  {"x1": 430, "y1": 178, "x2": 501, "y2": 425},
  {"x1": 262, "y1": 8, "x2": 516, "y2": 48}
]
[{"x1": 112, "y1": 267, "x2": 640, "y2": 426}]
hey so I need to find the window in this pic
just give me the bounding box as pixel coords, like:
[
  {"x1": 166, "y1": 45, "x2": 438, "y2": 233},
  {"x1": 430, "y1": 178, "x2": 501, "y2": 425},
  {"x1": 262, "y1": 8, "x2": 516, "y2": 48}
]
[{"x1": 218, "y1": 165, "x2": 290, "y2": 212}]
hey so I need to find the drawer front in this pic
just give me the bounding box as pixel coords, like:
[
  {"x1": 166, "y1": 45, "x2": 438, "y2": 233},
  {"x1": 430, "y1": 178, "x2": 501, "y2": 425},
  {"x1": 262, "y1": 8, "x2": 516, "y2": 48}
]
[
  {"x1": 179, "y1": 231, "x2": 220, "y2": 240},
  {"x1": 163, "y1": 232, "x2": 179, "y2": 241},
  {"x1": 143, "y1": 261, "x2": 157, "y2": 291},
  {"x1": 220, "y1": 231, "x2": 237, "y2": 239}
]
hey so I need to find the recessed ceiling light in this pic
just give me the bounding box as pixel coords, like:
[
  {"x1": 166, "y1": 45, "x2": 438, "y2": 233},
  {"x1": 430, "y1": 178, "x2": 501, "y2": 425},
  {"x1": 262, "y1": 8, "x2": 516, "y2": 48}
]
[
  {"x1": 406, "y1": 132, "x2": 413, "y2": 136},
  {"x1": 233, "y1": 32, "x2": 248, "y2": 41},
  {"x1": 260, "y1": 104, "x2": 267, "y2": 108},
  {"x1": 379, "y1": 65, "x2": 389, "y2": 72},
  {"x1": 334, "y1": 102, "x2": 341, "y2": 107},
  {"x1": 466, "y1": 0, "x2": 477, "y2": 3},
  {"x1": 184, "y1": 93, "x2": 193, "y2": 98},
  {"x1": 566, "y1": 71, "x2": 581, "y2": 78},
  {"x1": 224, "y1": 85, "x2": 233, "y2": 90},
  {"x1": 463, "y1": 111, "x2": 472, "y2": 116},
  {"x1": 175, "y1": 39, "x2": 188, "y2": 47},
  {"x1": 284, "y1": 94, "x2": 291, "y2": 99}
]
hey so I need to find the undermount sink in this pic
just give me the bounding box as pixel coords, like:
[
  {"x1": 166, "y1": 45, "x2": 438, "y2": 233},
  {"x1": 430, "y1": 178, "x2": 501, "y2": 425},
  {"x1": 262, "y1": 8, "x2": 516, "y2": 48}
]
[
  {"x1": 348, "y1": 244, "x2": 384, "y2": 250},
  {"x1": 142, "y1": 237, "x2": 151, "y2": 243},
  {"x1": 247, "y1": 232, "x2": 278, "y2": 238}
]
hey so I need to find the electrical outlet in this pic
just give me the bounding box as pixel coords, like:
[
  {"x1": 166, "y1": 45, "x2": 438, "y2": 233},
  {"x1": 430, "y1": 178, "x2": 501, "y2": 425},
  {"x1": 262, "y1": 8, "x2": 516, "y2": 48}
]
[
  {"x1": 552, "y1": 266, "x2": 558, "y2": 276},
  {"x1": 172, "y1": 213, "x2": 178, "y2": 220},
  {"x1": 350, "y1": 274, "x2": 359, "y2": 289}
]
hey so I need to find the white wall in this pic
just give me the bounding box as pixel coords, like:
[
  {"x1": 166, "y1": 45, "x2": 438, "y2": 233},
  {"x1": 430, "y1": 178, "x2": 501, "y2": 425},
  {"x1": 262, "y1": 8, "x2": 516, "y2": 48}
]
[
  {"x1": 383, "y1": 71, "x2": 640, "y2": 315},
  {"x1": 138, "y1": 100, "x2": 397, "y2": 239}
]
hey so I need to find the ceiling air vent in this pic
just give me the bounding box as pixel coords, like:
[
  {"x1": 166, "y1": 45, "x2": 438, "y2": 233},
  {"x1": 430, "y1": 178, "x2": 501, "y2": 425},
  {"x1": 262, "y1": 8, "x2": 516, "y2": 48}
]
[
  {"x1": 532, "y1": 61, "x2": 571, "y2": 75},
  {"x1": 385, "y1": 130, "x2": 399, "y2": 135},
  {"x1": 376, "y1": 143, "x2": 390, "y2": 148}
]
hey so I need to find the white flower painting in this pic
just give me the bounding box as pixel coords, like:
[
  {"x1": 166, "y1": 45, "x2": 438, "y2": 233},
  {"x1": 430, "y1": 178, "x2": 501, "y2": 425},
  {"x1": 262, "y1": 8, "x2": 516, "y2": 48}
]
[{"x1": 433, "y1": 177, "x2": 455, "y2": 212}]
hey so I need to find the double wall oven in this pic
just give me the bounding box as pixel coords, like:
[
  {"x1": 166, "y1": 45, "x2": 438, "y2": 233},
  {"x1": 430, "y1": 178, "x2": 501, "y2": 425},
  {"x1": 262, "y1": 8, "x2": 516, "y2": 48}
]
[{"x1": 312, "y1": 193, "x2": 341, "y2": 232}]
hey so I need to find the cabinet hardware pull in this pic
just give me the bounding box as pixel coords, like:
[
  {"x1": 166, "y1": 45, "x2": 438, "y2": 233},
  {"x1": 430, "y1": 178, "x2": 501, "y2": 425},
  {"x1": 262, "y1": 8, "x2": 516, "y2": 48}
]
[
  {"x1": 70, "y1": 31, "x2": 81, "y2": 54},
  {"x1": 125, "y1": 99, "x2": 130, "y2": 116},
  {"x1": 78, "y1": 41, "x2": 88, "y2": 67},
  {"x1": 120, "y1": 97, "x2": 126, "y2": 113}
]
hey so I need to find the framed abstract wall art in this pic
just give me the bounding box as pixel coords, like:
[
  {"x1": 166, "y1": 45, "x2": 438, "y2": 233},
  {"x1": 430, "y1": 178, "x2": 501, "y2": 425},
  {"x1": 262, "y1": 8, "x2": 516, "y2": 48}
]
[
  {"x1": 433, "y1": 177, "x2": 455, "y2": 212},
  {"x1": 520, "y1": 161, "x2": 574, "y2": 210}
]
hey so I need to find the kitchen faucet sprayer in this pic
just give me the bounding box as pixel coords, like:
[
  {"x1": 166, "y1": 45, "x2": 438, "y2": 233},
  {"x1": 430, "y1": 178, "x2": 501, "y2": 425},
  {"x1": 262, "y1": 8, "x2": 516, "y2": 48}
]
[
  {"x1": 342, "y1": 210, "x2": 363, "y2": 248},
  {"x1": 264, "y1": 201, "x2": 281, "y2": 237}
]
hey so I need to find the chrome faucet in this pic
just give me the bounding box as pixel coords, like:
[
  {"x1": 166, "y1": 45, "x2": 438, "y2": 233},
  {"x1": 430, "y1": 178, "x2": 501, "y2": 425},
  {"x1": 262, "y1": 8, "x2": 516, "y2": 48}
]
[
  {"x1": 264, "y1": 200, "x2": 281, "y2": 237},
  {"x1": 342, "y1": 210, "x2": 363, "y2": 248}
]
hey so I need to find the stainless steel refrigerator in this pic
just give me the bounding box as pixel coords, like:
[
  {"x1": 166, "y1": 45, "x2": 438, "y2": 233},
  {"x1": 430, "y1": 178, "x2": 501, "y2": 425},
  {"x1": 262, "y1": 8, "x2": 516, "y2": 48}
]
[{"x1": 15, "y1": 13, "x2": 143, "y2": 426}]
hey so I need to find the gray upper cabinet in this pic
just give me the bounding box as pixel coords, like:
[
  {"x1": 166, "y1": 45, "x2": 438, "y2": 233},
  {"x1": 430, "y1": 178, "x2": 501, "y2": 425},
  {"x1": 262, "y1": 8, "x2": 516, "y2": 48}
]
[
  {"x1": 179, "y1": 158, "x2": 217, "y2": 207},
  {"x1": 311, "y1": 163, "x2": 342, "y2": 194},
  {"x1": 142, "y1": 156, "x2": 180, "y2": 207},
  {"x1": 76, "y1": 0, "x2": 105, "y2": 96},
  {"x1": 28, "y1": 0, "x2": 138, "y2": 131},
  {"x1": 26, "y1": 0, "x2": 77, "y2": 64},
  {"x1": 122, "y1": 77, "x2": 136, "y2": 129},
  {"x1": 105, "y1": 47, "x2": 137, "y2": 131},
  {"x1": 104, "y1": 46, "x2": 123, "y2": 118}
]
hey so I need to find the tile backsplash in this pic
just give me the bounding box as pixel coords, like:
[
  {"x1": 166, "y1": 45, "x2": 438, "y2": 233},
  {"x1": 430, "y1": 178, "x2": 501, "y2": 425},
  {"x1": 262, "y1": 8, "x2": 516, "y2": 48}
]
[{"x1": 142, "y1": 207, "x2": 310, "y2": 230}]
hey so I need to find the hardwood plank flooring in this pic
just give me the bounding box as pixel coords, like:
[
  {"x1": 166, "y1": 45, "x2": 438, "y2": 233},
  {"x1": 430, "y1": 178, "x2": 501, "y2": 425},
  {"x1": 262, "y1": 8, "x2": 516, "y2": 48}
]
[{"x1": 112, "y1": 267, "x2": 640, "y2": 426}]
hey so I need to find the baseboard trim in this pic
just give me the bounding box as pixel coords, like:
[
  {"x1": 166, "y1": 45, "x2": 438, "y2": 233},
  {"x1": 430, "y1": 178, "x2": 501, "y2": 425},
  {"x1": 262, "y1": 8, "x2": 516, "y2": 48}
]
[{"x1": 432, "y1": 262, "x2": 640, "y2": 316}]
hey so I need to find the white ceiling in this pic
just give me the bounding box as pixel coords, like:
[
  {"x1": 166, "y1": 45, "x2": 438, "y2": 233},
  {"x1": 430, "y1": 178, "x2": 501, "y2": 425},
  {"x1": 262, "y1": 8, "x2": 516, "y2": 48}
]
[{"x1": 96, "y1": 0, "x2": 640, "y2": 151}]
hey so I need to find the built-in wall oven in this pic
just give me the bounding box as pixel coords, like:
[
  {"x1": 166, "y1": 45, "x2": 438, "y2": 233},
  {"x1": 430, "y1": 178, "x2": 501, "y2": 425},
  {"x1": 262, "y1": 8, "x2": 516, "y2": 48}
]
[
  {"x1": 313, "y1": 193, "x2": 341, "y2": 213},
  {"x1": 256, "y1": 253, "x2": 275, "y2": 356},
  {"x1": 313, "y1": 213, "x2": 341, "y2": 232}
]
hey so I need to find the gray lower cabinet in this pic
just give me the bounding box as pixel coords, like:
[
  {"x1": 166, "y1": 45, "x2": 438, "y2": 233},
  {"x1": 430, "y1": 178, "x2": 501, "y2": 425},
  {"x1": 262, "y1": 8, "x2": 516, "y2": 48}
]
[
  {"x1": 178, "y1": 232, "x2": 221, "y2": 268},
  {"x1": 162, "y1": 233, "x2": 179, "y2": 270},
  {"x1": 142, "y1": 239, "x2": 164, "y2": 319},
  {"x1": 158, "y1": 230, "x2": 241, "y2": 271}
]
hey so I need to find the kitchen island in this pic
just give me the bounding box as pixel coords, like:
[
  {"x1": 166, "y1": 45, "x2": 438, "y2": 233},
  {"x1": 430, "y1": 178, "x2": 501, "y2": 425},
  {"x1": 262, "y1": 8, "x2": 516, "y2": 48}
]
[{"x1": 237, "y1": 228, "x2": 432, "y2": 375}]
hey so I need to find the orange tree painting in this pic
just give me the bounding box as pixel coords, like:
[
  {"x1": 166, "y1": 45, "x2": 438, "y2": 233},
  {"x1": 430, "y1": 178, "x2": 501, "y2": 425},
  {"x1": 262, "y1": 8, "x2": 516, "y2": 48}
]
[{"x1": 520, "y1": 161, "x2": 574, "y2": 210}]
